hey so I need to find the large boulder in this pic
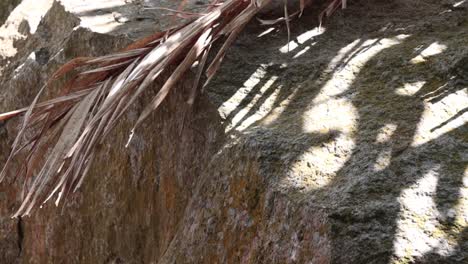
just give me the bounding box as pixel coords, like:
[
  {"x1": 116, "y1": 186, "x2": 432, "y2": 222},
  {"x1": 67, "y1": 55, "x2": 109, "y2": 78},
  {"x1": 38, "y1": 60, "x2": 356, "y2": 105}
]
[
  {"x1": 0, "y1": 1, "x2": 223, "y2": 263},
  {"x1": 0, "y1": 0, "x2": 467, "y2": 263}
]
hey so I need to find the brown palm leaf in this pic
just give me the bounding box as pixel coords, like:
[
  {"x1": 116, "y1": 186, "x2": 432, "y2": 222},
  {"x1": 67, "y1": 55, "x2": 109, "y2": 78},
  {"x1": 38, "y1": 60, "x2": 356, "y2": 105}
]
[{"x1": 0, "y1": 0, "x2": 346, "y2": 217}]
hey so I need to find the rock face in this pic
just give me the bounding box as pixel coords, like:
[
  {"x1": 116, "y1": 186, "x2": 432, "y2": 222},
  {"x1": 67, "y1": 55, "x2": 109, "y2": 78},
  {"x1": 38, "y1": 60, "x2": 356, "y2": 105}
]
[
  {"x1": 0, "y1": 0, "x2": 21, "y2": 25},
  {"x1": 0, "y1": 0, "x2": 467, "y2": 263}
]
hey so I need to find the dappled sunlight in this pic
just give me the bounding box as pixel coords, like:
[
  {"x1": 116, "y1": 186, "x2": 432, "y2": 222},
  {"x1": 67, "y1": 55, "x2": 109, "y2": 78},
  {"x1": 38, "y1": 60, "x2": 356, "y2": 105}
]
[
  {"x1": 292, "y1": 45, "x2": 312, "y2": 59},
  {"x1": 454, "y1": 0, "x2": 467, "y2": 7},
  {"x1": 302, "y1": 99, "x2": 357, "y2": 133},
  {"x1": 395, "y1": 81, "x2": 426, "y2": 96},
  {"x1": 259, "y1": 88, "x2": 298, "y2": 126},
  {"x1": 291, "y1": 36, "x2": 410, "y2": 182},
  {"x1": 275, "y1": 33, "x2": 409, "y2": 192},
  {"x1": 393, "y1": 167, "x2": 467, "y2": 261},
  {"x1": 17, "y1": 0, "x2": 55, "y2": 33},
  {"x1": 289, "y1": 96, "x2": 356, "y2": 190},
  {"x1": 80, "y1": 17, "x2": 123, "y2": 33},
  {"x1": 410, "y1": 42, "x2": 448, "y2": 64},
  {"x1": 373, "y1": 124, "x2": 397, "y2": 171},
  {"x1": 327, "y1": 38, "x2": 361, "y2": 69},
  {"x1": 373, "y1": 148, "x2": 392, "y2": 171},
  {"x1": 0, "y1": 0, "x2": 54, "y2": 57},
  {"x1": 62, "y1": 0, "x2": 126, "y2": 13},
  {"x1": 0, "y1": 0, "x2": 465, "y2": 262},
  {"x1": 229, "y1": 75, "x2": 279, "y2": 130},
  {"x1": 279, "y1": 27, "x2": 325, "y2": 53},
  {"x1": 296, "y1": 28, "x2": 325, "y2": 44},
  {"x1": 226, "y1": 31, "x2": 418, "y2": 193},
  {"x1": 218, "y1": 65, "x2": 269, "y2": 119},
  {"x1": 461, "y1": 167, "x2": 468, "y2": 227},
  {"x1": 412, "y1": 88, "x2": 468, "y2": 146},
  {"x1": 279, "y1": 160, "x2": 334, "y2": 191},
  {"x1": 315, "y1": 35, "x2": 410, "y2": 101},
  {"x1": 257, "y1": 27, "x2": 275, "y2": 37},
  {"x1": 77, "y1": 14, "x2": 122, "y2": 34},
  {"x1": 275, "y1": 129, "x2": 341, "y2": 192},
  {"x1": 217, "y1": 61, "x2": 300, "y2": 132},
  {"x1": 62, "y1": 0, "x2": 127, "y2": 33},
  {"x1": 440, "y1": 0, "x2": 468, "y2": 13},
  {"x1": 61, "y1": 0, "x2": 128, "y2": 33},
  {"x1": 376, "y1": 123, "x2": 398, "y2": 143},
  {"x1": 285, "y1": 141, "x2": 349, "y2": 190},
  {"x1": 12, "y1": 52, "x2": 36, "y2": 78},
  {"x1": 393, "y1": 168, "x2": 447, "y2": 259}
]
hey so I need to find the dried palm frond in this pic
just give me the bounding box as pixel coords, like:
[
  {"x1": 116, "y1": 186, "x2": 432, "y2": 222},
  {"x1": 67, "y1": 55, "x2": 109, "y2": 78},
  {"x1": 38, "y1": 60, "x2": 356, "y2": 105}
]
[
  {"x1": 0, "y1": 0, "x2": 346, "y2": 217},
  {"x1": 320, "y1": 0, "x2": 346, "y2": 25}
]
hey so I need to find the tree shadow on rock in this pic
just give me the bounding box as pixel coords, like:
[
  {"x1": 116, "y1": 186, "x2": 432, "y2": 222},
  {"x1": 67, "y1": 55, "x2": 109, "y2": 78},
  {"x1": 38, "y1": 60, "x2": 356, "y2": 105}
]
[{"x1": 315, "y1": 12, "x2": 468, "y2": 264}]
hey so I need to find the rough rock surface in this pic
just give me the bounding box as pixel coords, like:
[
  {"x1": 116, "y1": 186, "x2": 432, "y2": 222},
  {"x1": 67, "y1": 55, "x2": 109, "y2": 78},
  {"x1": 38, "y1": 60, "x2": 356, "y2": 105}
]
[
  {"x1": 0, "y1": 0, "x2": 21, "y2": 25},
  {"x1": 0, "y1": 0, "x2": 467, "y2": 263}
]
